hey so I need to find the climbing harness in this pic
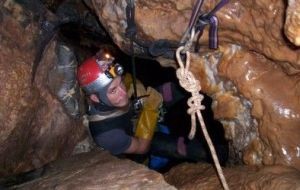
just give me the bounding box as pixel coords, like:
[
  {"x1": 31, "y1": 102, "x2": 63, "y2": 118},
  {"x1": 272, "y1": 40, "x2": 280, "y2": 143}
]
[
  {"x1": 88, "y1": 106, "x2": 131, "y2": 122},
  {"x1": 176, "y1": 0, "x2": 229, "y2": 189}
]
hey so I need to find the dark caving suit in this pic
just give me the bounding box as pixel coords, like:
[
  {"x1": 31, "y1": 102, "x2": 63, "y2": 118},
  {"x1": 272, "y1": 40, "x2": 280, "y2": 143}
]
[
  {"x1": 86, "y1": 73, "x2": 228, "y2": 170},
  {"x1": 85, "y1": 73, "x2": 171, "y2": 169}
]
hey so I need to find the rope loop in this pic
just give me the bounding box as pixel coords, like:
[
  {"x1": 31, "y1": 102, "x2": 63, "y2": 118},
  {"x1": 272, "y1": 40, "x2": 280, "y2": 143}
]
[
  {"x1": 176, "y1": 45, "x2": 205, "y2": 139},
  {"x1": 175, "y1": 1, "x2": 229, "y2": 189},
  {"x1": 175, "y1": 41, "x2": 229, "y2": 190}
]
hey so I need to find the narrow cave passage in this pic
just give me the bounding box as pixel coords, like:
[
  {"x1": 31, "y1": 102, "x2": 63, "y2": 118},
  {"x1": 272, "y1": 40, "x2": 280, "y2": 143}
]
[
  {"x1": 3, "y1": 3, "x2": 232, "y2": 187},
  {"x1": 2, "y1": 0, "x2": 300, "y2": 189},
  {"x1": 0, "y1": 15, "x2": 230, "y2": 186},
  {"x1": 59, "y1": 18, "x2": 229, "y2": 169},
  {"x1": 0, "y1": 46, "x2": 229, "y2": 188},
  {"x1": 115, "y1": 50, "x2": 229, "y2": 172}
]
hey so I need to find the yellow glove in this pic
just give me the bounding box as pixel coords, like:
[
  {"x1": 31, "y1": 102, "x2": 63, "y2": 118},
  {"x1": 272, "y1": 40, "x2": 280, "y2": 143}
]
[{"x1": 135, "y1": 87, "x2": 163, "y2": 140}]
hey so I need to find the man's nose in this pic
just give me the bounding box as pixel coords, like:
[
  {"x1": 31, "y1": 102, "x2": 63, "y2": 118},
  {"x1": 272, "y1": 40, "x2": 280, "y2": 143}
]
[{"x1": 117, "y1": 86, "x2": 127, "y2": 96}]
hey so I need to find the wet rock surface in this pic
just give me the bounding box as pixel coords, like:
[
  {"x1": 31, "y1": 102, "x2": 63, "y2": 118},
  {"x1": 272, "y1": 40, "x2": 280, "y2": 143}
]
[
  {"x1": 92, "y1": 0, "x2": 300, "y2": 71},
  {"x1": 92, "y1": 0, "x2": 300, "y2": 169},
  {"x1": 164, "y1": 162, "x2": 300, "y2": 190},
  {"x1": 11, "y1": 149, "x2": 175, "y2": 190},
  {"x1": 0, "y1": 0, "x2": 300, "y2": 187},
  {"x1": 285, "y1": 0, "x2": 300, "y2": 46},
  {"x1": 184, "y1": 46, "x2": 300, "y2": 169},
  {"x1": 218, "y1": 46, "x2": 300, "y2": 168}
]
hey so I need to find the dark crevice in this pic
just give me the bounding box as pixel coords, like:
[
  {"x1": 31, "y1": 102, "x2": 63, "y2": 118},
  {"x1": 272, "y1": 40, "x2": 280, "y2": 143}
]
[{"x1": 0, "y1": 0, "x2": 229, "y2": 187}]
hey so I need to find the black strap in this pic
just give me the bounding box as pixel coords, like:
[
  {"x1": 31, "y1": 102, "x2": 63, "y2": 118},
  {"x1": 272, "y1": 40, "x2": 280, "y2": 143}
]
[
  {"x1": 125, "y1": 0, "x2": 138, "y2": 100},
  {"x1": 148, "y1": 39, "x2": 178, "y2": 58},
  {"x1": 125, "y1": 0, "x2": 146, "y2": 114},
  {"x1": 125, "y1": 0, "x2": 136, "y2": 39}
]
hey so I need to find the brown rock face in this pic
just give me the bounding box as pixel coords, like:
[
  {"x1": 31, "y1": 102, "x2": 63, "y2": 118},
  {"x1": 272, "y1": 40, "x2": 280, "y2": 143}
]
[
  {"x1": 164, "y1": 162, "x2": 300, "y2": 189},
  {"x1": 285, "y1": 0, "x2": 300, "y2": 46},
  {"x1": 1, "y1": 0, "x2": 300, "y2": 182},
  {"x1": 218, "y1": 47, "x2": 300, "y2": 168},
  {"x1": 0, "y1": 1, "x2": 85, "y2": 177},
  {"x1": 91, "y1": 0, "x2": 300, "y2": 170},
  {"x1": 12, "y1": 150, "x2": 175, "y2": 190},
  {"x1": 92, "y1": 0, "x2": 300, "y2": 71}
]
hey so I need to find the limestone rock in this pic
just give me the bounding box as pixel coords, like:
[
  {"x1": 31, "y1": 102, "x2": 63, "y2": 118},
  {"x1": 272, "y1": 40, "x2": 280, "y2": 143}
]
[
  {"x1": 1, "y1": 0, "x2": 300, "y2": 181},
  {"x1": 90, "y1": 0, "x2": 300, "y2": 170},
  {"x1": 218, "y1": 46, "x2": 300, "y2": 169},
  {"x1": 12, "y1": 150, "x2": 176, "y2": 190},
  {"x1": 0, "y1": 1, "x2": 85, "y2": 177},
  {"x1": 164, "y1": 162, "x2": 300, "y2": 190},
  {"x1": 285, "y1": 0, "x2": 300, "y2": 46},
  {"x1": 92, "y1": 0, "x2": 300, "y2": 71}
]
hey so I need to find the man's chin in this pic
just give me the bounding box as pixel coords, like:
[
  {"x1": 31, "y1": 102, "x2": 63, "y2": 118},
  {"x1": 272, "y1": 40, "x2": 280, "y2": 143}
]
[{"x1": 116, "y1": 100, "x2": 129, "y2": 108}]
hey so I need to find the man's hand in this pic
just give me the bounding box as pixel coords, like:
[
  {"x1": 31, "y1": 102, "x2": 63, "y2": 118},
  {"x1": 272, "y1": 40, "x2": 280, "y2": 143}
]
[{"x1": 124, "y1": 137, "x2": 151, "y2": 154}]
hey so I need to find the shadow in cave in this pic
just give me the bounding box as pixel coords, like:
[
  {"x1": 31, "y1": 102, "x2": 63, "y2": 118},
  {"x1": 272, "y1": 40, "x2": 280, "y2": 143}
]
[
  {"x1": 60, "y1": 17, "x2": 230, "y2": 171},
  {"x1": 119, "y1": 54, "x2": 229, "y2": 173},
  {"x1": 0, "y1": 48, "x2": 229, "y2": 188},
  {"x1": 0, "y1": 3, "x2": 229, "y2": 186}
]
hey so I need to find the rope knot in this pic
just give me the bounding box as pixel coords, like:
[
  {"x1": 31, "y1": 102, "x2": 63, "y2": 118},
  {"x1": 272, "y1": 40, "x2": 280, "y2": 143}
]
[
  {"x1": 174, "y1": 1, "x2": 230, "y2": 188},
  {"x1": 187, "y1": 93, "x2": 205, "y2": 115},
  {"x1": 175, "y1": 47, "x2": 206, "y2": 139},
  {"x1": 176, "y1": 68, "x2": 200, "y2": 93}
]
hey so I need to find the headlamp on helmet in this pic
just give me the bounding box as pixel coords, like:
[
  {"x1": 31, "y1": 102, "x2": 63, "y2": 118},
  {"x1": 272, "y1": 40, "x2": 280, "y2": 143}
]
[
  {"x1": 77, "y1": 52, "x2": 124, "y2": 96},
  {"x1": 95, "y1": 51, "x2": 124, "y2": 77}
]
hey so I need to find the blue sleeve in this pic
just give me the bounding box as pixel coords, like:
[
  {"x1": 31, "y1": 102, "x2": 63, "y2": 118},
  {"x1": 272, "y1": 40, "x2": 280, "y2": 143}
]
[{"x1": 92, "y1": 129, "x2": 132, "y2": 155}]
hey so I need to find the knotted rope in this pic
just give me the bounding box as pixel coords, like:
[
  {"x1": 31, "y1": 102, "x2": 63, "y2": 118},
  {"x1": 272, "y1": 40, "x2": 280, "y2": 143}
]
[
  {"x1": 176, "y1": 30, "x2": 229, "y2": 190},
  {"x1": 176, "y1": 47, "x2": 204, "y2": 140}
]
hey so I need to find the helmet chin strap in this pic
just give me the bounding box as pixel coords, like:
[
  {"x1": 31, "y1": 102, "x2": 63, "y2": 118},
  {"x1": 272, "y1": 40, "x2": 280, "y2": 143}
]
[{"x1": 92, "y1": 101, "x2": 116, "y2": 113}]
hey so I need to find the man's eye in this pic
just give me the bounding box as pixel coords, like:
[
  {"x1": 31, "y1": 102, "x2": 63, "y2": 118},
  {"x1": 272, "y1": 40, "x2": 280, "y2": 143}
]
[{"x1": 110, "y1": 89, "x2": 117, "y2": 94}]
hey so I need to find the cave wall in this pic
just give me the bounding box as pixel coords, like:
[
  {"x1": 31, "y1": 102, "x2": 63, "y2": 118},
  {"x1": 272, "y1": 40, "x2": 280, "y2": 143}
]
[
  {"x1": 0, "y1": 1, "x2": 85, "y2": 177},
  {"x1": 0, "y1": 0, "x2": 299, "y2": 179},
  {"x1": 165, "y1": 162, "x2": 300, "y2": 189},
  {"x1": 90, "y1": 0, "x2": 300, "y2": 169}
]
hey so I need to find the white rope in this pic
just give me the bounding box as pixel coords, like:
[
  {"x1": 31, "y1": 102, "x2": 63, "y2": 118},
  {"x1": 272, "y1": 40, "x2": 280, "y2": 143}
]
[{"x1": 175, "y1": 43, "x2": 230, "y2": 190}]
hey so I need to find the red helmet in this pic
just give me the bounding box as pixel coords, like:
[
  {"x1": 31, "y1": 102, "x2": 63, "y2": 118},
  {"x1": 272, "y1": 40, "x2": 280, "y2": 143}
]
[{"x1": 77, "y1": 51, "x2": 124, "y2": 105}]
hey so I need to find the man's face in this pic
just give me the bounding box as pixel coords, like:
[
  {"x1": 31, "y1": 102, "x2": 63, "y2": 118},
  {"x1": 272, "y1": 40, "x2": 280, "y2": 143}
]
[{"x1": 106, "y1": 76, "x2": 129, "y2": 107}]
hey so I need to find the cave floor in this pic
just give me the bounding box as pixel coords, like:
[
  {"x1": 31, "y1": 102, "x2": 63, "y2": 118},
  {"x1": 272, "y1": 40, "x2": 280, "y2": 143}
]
[{"x1": 2, "y1": 149, "x2": 300, "y2": 190}]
